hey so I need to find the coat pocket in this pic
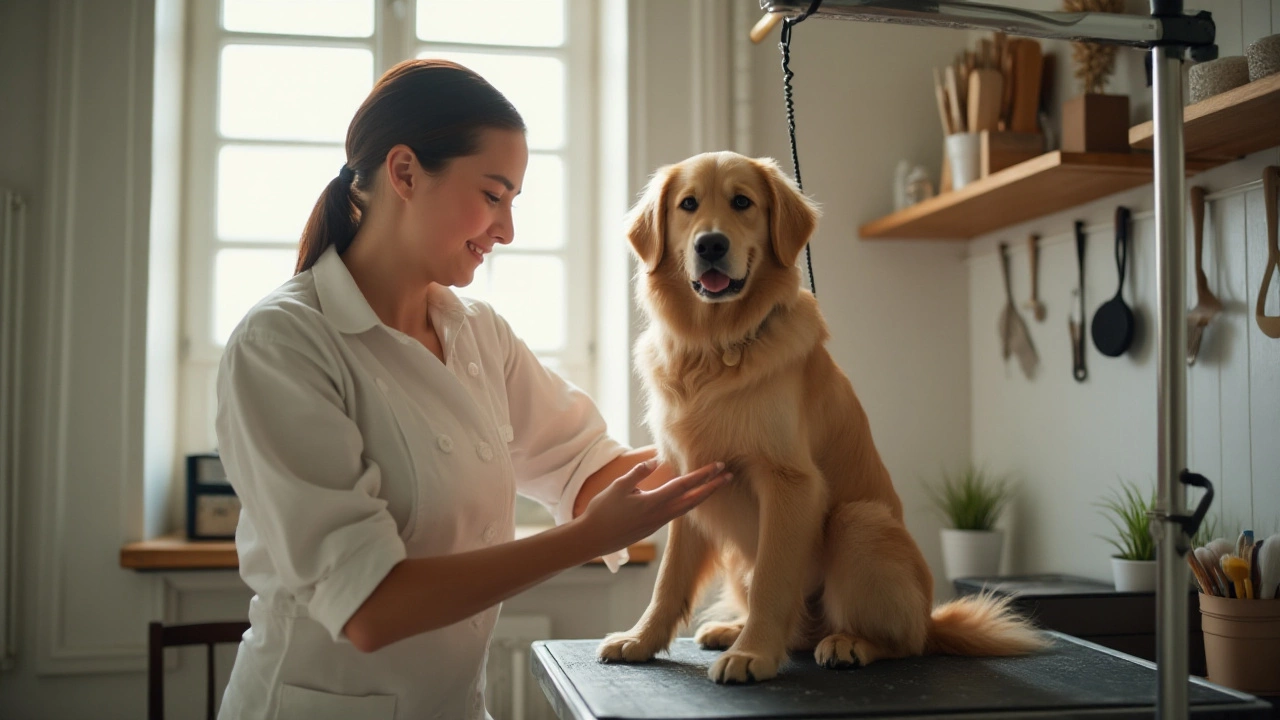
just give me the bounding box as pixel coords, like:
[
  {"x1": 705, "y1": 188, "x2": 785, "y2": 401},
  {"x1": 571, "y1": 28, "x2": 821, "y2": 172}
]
[{"x1": 277, "y1": 684, "x2": 396, "y2": 720}]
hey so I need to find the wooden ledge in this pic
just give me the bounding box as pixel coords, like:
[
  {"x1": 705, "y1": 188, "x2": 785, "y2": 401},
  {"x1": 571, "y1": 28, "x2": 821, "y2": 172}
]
[{"x1": 120, "y1": 529, "x2": 655, "y2": 571}]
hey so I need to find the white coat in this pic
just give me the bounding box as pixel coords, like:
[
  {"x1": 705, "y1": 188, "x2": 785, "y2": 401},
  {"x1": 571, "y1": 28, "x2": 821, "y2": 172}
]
[{"x1": 214, "y1": 245, "x2": 627, "y2": 720}]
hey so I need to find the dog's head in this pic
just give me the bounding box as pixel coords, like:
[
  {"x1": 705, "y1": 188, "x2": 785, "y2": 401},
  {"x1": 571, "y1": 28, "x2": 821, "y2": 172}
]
[{"x1": 627, "y1": 152, "x2": 820, "y2": 306}]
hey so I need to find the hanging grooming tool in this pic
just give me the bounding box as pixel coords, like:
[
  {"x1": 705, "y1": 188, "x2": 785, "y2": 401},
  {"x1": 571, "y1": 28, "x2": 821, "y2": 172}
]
[
  {"x1": 1069, "y1": 221, "x2": 1088, "y2": 382},
  {"x1": 1091, "y1": 206, "x2": 1135, "y2": 357},
  {"x1": 998, "y1": 242, "x2": 1038, "y2": 378},
  {"x1": 1024, "y1": 234, "x2": 1046, "y2": 322},
  {"x1": 1258, "y1": 166, "x2": 1280, "y2": 338},
  {"x1": 1187, "y1": 186, "x2": 1223, "y2": 365}
]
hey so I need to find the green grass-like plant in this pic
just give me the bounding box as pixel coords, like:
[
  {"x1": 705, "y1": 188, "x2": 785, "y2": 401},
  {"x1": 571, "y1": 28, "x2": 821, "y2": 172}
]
[
  {"x1": 1097, "y1": 478, "x2": 1156, "y2": 561},
  {"x1": 927, "y1": 466, "x2": 1011, "y2": 531}
]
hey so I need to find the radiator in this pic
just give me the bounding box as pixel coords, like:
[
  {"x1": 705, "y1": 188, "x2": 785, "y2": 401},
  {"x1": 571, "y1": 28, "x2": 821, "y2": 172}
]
[
  {"x1": 0, "y1": 188, "x2": 25, "y2": 671},
  {"x1": 486, "y1": 614, "x2": 556, "y2": 720}
]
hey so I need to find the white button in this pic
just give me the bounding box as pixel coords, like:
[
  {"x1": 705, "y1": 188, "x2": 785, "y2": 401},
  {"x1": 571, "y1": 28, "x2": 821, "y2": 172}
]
[
  {"x1": 477, "y1": 443, "x2": 493, "y2": 462},
  {"x1": 375, "y1": 378, "x2": 388, "y2": 392},
  {"x1": 398, "y1": 335, "x2": 411, "y2": 345},
  {"x1": 501, "y1": 425, "x2": 514, "y2": 443},
  {"x1": 471, "y1": 617, "x2": 482, "y2": 630},
  {"x1": 437, "y1": 435, "x2": 453, "y2": 453},
  {"x1": 483, "y1": 523, "x2": 496, "y2": 543},
  {"x1": 467, "y1": 362, "x2": 480, "y2": 377}
]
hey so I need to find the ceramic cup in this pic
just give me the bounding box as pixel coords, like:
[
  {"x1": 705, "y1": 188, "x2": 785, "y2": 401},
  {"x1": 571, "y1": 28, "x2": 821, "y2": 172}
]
[
  {"x1": 944, "y1": 132, "x2": 981, "y2": 190},
  {"x1": 1246, "y1": 33, "x2": 1280, "y2": 82},
  {"x1": 1188, "y1": 56, "x2": 1251, "y2": 104}
]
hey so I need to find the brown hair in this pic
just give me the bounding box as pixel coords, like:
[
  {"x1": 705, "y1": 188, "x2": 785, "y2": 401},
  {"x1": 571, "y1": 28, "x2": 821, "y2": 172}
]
[{"x1": 295, "y1": 59, "x2": 525, "y2": 273}]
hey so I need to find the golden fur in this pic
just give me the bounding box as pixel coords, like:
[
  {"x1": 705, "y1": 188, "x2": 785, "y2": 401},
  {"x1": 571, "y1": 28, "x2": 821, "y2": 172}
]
[{"x1": 598, "y1": 151, "x2": 1046, "y2": 683}]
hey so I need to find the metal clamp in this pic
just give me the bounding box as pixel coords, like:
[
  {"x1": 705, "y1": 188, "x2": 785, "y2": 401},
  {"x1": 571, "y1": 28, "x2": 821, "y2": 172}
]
[{"x1": 1151, "y1": 470, "x2": 1214, "y2": 554}]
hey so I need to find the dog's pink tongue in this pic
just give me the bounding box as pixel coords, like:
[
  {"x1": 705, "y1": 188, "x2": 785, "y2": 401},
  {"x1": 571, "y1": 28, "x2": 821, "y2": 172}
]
[{"x1": 699, "y1": 270, "x2": 731, "y2": 293}]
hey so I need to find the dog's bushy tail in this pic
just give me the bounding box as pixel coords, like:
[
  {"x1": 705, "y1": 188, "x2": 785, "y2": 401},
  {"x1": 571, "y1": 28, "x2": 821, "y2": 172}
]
[{"x1": 925, "y1": 592, "x2": 1049, "y2": 657}]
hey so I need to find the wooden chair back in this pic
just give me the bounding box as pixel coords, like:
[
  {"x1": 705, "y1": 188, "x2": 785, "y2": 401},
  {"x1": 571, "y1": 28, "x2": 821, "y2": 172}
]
[{"x1": 147, "y1": 621, "x2": 249, "y2": 720}]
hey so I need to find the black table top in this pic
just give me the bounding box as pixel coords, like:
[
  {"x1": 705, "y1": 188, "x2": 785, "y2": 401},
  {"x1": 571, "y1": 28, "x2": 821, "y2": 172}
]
[{"x1": 532, "y1": 632, "x2": 1271, "y2": 719}]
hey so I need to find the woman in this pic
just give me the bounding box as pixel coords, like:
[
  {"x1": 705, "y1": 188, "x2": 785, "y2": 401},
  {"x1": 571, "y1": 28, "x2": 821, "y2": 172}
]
[{"x1": 214, "y1": 59, "x2": 731, "y2": 720}]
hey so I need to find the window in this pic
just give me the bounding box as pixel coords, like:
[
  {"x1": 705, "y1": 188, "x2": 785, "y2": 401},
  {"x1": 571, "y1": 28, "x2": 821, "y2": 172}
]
[{"x1": 180, "y1": 0, "x2": 597, "y2": 463}]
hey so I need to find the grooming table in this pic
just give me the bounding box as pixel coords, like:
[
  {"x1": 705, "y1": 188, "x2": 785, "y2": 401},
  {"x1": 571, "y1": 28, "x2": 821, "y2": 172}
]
[{"x1": 531, "y1": 633, "x2": 1272, "y2": 719}]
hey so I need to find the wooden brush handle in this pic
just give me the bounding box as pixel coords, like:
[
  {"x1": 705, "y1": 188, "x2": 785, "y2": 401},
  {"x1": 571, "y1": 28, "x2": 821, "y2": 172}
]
[
  {"x1": 1258, "y1": 166, "x2": 1280, "y2": 338},
  {"x1": 1027, "y1": 234, "x2": 1040, "y2": 303},
  {"x1": 750, "y1": 12, "x2": 782, "y2": 43},
  {"x1": 1191, "y1": 186, "x2": 1210, "y2": 298}
]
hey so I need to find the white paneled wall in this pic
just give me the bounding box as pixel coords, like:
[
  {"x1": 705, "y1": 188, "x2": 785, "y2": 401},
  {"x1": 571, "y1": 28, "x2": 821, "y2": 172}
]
[
  {"x1": 969, "y1": 0, "x2": 1280, "y2": 582},
  {"x1": 1190, "y1": 174, "x2": 1280, "y2": 536}
]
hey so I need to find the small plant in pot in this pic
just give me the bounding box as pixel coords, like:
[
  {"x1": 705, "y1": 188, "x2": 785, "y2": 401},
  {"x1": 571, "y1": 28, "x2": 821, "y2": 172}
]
[
  {"x1": 928, "y1": 465, "x2": 1012, "y2": 582},
  {"x1": 1097, "y1": 478, "x2": 1156, "y2": 592}
]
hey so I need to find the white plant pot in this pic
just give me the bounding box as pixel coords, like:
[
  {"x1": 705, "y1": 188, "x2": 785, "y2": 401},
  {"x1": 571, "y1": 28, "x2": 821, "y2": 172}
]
[
  {"x1": 1111, "y1": 557, "x2": 1157, "y2": 592},
  {"x1": 940, "y1": 528, "x2": 1004, "y2": 581}
]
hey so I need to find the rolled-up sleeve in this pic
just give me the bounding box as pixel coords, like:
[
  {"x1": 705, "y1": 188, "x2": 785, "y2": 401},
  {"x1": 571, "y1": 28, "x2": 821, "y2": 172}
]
[
  {"x1": 490, "y1": 311, "x2": 630, "y2": 570},
  {"x1": 216, "y1": 326, "x2": 406, "y2": 641}
]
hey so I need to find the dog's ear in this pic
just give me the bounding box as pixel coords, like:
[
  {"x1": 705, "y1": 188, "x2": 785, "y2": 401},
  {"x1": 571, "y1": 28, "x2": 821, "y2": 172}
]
[
  {"x1": 626, "y1": 165, "x2": 674, "y2": 273},
  {"x1": 757, "y1": 158, "x2": 820, "y2": 268}
]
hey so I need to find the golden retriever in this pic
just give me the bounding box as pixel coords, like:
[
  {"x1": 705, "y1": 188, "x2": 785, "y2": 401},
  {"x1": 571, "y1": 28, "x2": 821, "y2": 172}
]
[{"x1": 597, "y1": 151, "x2": 1046, "y2": 684}]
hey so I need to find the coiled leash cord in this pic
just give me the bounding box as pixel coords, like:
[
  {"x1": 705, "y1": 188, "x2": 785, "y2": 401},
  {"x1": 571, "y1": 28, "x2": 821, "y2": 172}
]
[{"x1": 778, "y1": 0, "x2": 823, "y2": 296}]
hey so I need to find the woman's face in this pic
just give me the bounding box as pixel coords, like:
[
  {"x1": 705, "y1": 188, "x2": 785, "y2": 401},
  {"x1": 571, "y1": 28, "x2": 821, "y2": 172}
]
[{"x1": 398, "y1": 128, "x2": 528, "y2": 288}]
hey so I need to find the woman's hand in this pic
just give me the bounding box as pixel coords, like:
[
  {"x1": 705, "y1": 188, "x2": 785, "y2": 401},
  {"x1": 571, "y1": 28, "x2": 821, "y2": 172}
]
[{"x1": 575, "y1": 460, "x2": 732, "y2": 557}]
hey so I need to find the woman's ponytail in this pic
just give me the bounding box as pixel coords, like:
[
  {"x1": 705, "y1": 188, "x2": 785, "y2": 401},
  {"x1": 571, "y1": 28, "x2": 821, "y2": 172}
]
[{"x1": 295, "y1": 166, "x2": 361, "y2": 274}]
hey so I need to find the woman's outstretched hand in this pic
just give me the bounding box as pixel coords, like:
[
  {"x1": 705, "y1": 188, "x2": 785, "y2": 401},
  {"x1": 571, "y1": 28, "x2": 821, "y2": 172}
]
[{"x1": 575, "y1": 460, "x2": 732, "y2": 558}]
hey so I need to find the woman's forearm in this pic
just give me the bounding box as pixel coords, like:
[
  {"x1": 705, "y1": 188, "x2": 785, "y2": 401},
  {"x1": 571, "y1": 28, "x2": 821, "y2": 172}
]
[
  {"x1": 344, "y1": 519, "x2": 603, "y2": 652},
  {"x1": 572, "y1": 446, "x2": 676, "y2": 518}
]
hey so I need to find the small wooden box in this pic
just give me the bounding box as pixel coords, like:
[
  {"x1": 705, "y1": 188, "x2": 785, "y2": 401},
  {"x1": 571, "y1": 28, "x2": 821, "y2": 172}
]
[
  {"x1": 980, "y1": 131, "x2": 1044, "y2": 177},
  {"x1": 1061, "y1": 93, "x2": 1131, "y2": 154}
]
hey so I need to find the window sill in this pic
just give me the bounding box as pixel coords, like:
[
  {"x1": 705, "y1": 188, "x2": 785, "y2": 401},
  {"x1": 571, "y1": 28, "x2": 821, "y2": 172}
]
[{"x1": 119, "y1": 526, "x2": 656, "y2": 571}]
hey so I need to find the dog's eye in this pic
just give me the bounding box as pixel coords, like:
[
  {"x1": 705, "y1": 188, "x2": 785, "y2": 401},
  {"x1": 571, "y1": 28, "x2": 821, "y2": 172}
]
[
  {"x1": 679, "y1": 197, "x2": 698, "y2": 212},
  {"x1": 732, "y1": 194, "x2": 753, "y2": 210}
]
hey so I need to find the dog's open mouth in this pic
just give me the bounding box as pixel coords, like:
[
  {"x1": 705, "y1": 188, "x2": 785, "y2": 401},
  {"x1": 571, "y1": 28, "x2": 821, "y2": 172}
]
[{"x1": 692, "y1": 269, "x2": 748, "y2": 299}]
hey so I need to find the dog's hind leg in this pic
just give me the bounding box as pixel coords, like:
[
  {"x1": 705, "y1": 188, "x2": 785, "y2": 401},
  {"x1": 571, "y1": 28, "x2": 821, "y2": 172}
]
[
  {"x1": 694, "y1": 555, "x2": 749, "y2": 649},
  {"x1": 816, "y1": 501, "x2": 932, "y2": 668},
  {"x1": 598, "y1": 515, "x2": 716, "y2": 663}
]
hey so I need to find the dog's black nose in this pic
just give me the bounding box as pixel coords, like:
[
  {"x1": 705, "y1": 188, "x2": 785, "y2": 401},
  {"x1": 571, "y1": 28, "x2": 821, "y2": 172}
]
[{"x1": 694, "y1": 232, "x2": 729, "y2": 263}]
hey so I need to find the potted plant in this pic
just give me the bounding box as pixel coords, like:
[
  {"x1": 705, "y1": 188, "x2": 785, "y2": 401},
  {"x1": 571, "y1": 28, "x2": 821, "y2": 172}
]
[
  {"x1": 928, "y1": 465, "x2": 1013, "y2": 581},
  {"x1": 1097, "y1": 478, "x2": 1156, "y2": 592},
  {"x1": 1060, "y1": 0, "x2": 1131, "y2": 153}
]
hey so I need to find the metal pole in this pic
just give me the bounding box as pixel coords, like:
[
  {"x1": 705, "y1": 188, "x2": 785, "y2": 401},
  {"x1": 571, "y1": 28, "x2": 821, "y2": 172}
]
[{"x1": 1151, "y1": 43, "x2": 1190, "y2": 720}]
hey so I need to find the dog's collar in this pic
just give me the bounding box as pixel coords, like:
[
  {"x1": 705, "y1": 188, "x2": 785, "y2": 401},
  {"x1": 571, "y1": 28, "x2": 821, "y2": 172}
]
[{"x1": 720, "y1": 307, "x2": 776, "y2": 367}]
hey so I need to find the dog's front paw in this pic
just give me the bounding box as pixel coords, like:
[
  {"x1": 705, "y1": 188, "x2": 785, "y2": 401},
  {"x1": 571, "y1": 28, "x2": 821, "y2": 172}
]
[
  {"x1": 597, "y1": 631, "x2": 664, "y2": 663},
  {"x1": 694, "y1": 621, "x2": 743, "y2": 650},
  {"x1": 708, "y1": 649, "x2": 779, "y2": 684}
]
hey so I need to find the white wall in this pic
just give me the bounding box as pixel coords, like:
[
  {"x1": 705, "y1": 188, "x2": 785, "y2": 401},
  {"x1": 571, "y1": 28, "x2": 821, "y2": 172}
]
[
  {"x1": 967, "y1": 0, "x2": 1280, "y2": 583},
  {"x1": 746, "y1": 16, "x2": 974, "y2": 593}
]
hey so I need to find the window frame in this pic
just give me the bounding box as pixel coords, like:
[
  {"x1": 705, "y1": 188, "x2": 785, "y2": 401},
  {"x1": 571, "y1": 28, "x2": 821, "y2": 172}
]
[{"x1": 179, "y1": 0, "x2": 599, "y2": 454}]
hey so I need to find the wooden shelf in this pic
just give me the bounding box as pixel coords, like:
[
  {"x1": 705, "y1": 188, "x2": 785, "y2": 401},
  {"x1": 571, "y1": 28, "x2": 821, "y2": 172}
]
[
  {"x1": 121, "y1": 529, "x2": 656, "y2": 571},
  {"x1": 860, "y1": 151, "x2": 1215, "y2": 241},
  {"x1": 1130, "y1": 72, "x2": 1280, "y2": 160}
]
